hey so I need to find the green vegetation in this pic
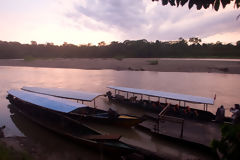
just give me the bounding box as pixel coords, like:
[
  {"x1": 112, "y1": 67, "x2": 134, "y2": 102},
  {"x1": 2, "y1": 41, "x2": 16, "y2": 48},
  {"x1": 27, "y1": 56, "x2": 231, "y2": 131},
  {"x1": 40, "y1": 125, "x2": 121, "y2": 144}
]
[
  {"x1": 113, "y1": 55, "x2": 125, "y2": 61},
  {"x1": 211, "y1": 124, "x2": 240, "y2": 160},
  {"x1": 152, "y1": 0, "x2": 240, "y2": 11},
  {"x1": 0, "y1": 38, "x2": 240, "y2": 59},
  {"x1": 0, "y1": 142, "x2": 32, "y2": 160},
  {"x1": 24, "y1": 55, "x2": 36, "y2": 61},
  {"x1": 148, "y1": 60, "x2": 158, "y2": 65}
]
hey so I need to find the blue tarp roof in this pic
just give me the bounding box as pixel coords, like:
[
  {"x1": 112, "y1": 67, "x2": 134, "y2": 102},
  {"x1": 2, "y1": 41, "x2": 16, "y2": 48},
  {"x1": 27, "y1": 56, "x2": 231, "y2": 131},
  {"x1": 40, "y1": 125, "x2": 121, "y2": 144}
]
[
  {"x1": 108, "y1": 86, "x2": 214, "y2": 105},
  {"x1": 8, "y1": 90, "x2": 87, "y2": 113},
  {"x1": 22, "y1": 86, "x2": 102, "y2": 102}
]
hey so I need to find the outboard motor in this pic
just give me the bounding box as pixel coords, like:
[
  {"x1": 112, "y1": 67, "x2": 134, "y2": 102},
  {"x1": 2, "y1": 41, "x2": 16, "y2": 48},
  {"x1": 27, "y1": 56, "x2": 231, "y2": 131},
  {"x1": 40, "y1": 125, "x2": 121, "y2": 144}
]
[
  {"x1": 106, "y1": 91, "x2": 113, "y2": 100},
  {"x1": 0, "y1": 125, "x2": 6, "y2": 138},
  {"x1": 6, "y1": 94, "x2": 14, "y2": 104}
]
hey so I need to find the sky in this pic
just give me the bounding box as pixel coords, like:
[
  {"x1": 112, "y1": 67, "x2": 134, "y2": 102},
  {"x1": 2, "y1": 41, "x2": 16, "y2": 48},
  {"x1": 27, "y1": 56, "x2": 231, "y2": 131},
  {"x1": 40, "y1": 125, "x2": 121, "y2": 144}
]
[{"x1": 0, "y1": 0, "x2": 239, "y2": 45}]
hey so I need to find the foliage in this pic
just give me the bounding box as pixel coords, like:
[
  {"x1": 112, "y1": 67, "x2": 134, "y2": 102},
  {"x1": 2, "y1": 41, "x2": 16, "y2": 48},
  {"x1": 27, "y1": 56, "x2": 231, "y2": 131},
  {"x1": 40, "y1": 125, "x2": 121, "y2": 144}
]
[
  {"x1": 236, "y1": 40, "x2": 240, "y2": 46},
  {"x1": 189, "y1": 37, "x2": 202, "y2": 45},
  {"x1": 114, "y1": 55, "x2": 125, "y2": 61},
  {"x1": 211, "y1": 124, "x2": 240, "y2": 160},
  {"x1": 152, "y1": 0, "x2": 240, "y2": 11},
  {"x1": 0, "y1": 39, "x2": 240, "y2": 59},
  {"x1": 24, "y1": 55, "x2": 37, "y2": 61},
  {"x1": 0, "y1": 142, "x2": 32, "y2": 160},
  {"x1": 148, "y1": 60, "x2": 159, "y2": 65}
]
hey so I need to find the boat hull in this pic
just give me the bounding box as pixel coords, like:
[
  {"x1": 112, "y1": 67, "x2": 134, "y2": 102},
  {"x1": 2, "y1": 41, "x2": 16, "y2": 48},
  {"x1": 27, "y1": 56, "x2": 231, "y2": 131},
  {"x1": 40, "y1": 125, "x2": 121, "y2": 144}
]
[
  {"x1": 108, "y1": 97, "x2": 227, "y2": 122},
  {"x1": 67, "y1": 113, "x2": 144, "y2": 128},
  {"x1": 6, "y1": 94, "x2": 134, "y2": 155}
]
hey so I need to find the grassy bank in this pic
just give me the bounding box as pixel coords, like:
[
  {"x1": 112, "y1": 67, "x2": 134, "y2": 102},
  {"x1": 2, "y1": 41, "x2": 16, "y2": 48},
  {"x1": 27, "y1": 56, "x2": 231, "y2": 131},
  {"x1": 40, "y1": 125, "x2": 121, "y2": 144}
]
[{"x1": 0, "y1": 141, "x2": 32, "y2": 160}]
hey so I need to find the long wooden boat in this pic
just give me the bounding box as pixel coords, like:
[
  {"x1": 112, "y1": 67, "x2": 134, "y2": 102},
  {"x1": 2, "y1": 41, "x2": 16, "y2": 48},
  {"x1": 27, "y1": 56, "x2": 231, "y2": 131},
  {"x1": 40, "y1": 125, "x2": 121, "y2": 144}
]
[
  {"x1": 21, "y1": 86, "x2": 144, "y2": 127},
  {"x1": 107, "y1": 86, "x2": 232, "y2": 122},
  {"x1": 6, "y1": 90, "x2": 135, "y2": 155}
]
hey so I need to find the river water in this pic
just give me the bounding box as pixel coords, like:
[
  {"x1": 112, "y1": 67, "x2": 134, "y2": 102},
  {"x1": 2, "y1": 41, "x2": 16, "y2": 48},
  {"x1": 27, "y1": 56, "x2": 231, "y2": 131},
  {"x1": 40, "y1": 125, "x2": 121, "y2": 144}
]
[{"x1": 0, "y1": 66, "x2": 240, "y2": 159}]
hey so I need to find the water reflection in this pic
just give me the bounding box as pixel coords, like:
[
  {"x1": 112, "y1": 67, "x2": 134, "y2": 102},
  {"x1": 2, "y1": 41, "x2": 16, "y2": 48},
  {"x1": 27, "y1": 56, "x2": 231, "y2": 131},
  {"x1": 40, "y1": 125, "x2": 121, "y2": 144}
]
[
  {"x1": 1, "y1": 66, "x2": 240, "y2": 159},
  {"x1": 8, "y1": 104, "x2": 111, "y2": 160}
]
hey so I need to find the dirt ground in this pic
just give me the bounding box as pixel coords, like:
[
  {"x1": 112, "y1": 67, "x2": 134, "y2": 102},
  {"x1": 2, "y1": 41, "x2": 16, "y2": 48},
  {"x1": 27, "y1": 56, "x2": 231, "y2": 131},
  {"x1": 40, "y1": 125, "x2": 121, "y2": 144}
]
[{"x1": 0, "y1": 58, "x2": 240, "y2": 74}]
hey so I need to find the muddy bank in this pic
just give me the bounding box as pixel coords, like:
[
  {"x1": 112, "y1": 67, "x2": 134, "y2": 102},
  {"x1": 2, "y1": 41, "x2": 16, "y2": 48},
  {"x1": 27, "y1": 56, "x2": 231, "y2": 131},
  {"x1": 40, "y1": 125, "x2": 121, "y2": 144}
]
[
  {"x1": 0, "y1": 136, "x2": 39, "y2": 160},
  {"x1": 0, "y1": 58, "x2": 240, "y2": 74}
]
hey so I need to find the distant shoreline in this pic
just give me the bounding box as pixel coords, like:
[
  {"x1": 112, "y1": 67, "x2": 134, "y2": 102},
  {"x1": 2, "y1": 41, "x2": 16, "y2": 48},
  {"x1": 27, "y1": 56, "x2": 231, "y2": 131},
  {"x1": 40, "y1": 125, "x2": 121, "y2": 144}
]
[{"x1": 0, "y1": 58, "x2": 240, "y2": 74}]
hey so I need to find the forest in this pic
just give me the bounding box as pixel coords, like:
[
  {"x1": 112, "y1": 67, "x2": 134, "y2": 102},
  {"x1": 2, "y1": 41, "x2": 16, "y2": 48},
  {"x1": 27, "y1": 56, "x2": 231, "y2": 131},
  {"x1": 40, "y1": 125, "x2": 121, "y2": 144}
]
[{"x1": 0, "y1": 38, "x2": 239, "y2": 59}]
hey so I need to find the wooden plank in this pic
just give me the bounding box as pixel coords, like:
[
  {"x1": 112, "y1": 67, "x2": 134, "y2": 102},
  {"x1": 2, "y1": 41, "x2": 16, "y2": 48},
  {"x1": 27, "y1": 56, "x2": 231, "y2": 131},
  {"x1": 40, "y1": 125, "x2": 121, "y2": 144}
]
[
  {"x1": 138, "y1": 118, "x2": 221, "y2": 147},
  {"x1": 84, "y1": 134, "x2": 121, "y2": 140}
]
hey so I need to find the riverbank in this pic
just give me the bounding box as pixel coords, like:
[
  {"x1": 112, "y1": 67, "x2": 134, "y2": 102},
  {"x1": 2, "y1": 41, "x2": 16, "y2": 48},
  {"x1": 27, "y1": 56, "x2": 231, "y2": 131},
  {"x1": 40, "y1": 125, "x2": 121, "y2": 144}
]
[
  {"x1": 0, "y1": 137, "x2": 37, "y2": 160},
  {"x1": 0, "y1": 58, "x2": 240, "y2": 74}
]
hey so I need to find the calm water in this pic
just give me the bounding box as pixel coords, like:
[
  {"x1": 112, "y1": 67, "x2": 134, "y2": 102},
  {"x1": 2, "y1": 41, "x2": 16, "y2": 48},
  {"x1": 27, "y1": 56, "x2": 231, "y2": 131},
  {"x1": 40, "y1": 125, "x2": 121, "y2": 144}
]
[{"x1": 1, "y1": 66, "x2": 240, "y2": 159}]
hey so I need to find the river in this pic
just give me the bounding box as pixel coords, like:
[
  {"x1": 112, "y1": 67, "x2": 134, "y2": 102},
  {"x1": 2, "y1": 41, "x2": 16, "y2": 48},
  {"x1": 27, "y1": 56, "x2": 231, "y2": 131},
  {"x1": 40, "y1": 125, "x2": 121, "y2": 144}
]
[{"x1": 0, "y1": 66, "x2": 240, "y2": 159}]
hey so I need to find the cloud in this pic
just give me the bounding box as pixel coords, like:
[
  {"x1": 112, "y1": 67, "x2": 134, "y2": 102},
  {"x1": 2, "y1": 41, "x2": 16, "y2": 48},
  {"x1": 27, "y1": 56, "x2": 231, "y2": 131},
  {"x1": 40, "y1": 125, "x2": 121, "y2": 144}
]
[
  {"x1": 74, "y1": 0, "x2": 147, "y2": 30},
  {"x1": 66, "y1": 0, "x2": 240, "y2": 42}
]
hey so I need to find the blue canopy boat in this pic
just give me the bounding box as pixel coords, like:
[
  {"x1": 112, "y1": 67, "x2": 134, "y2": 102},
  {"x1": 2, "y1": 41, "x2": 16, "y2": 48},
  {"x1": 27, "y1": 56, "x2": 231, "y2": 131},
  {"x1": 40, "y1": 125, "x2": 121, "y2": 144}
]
[
  {"x1": 21, "y1": 87, "x2": 144, "y2": 127},
  {"x1": 6, "y1": 89, "x2": 161, "y2": 159},
  {"x1": 106, "y1": 86, "x2": 231, "y2": 122}
]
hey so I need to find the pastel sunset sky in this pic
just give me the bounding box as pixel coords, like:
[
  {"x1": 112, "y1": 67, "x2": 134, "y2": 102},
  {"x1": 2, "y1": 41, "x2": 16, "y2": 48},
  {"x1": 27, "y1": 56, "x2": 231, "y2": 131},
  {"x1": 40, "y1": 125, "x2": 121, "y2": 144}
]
[{"x1": 1, "y1": 0, "x2": 239, "y2": 45}]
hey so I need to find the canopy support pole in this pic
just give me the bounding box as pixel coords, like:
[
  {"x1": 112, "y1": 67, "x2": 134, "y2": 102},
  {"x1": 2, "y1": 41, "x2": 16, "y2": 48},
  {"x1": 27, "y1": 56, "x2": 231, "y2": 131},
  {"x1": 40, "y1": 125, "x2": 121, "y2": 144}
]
[
  {"x1": 158, "y1": 97, "x2": 160, "y2": 102},
  {"x1": 206, "y1": 104, "x2": 208, "y2": 111},
  {"x1": 94, "y1": 99, "x2": 96, "y2": 108},
  {"x1": 179, "y1": 101, "x2": 180, "y2": 106},
  {"x1": 148, "y1": 96, "x2": 150, "y2": 101},
  {"x1": 141, "y1": 94, "x2": 143, "y2": 100},
  {"x1": 184, "y1": 102, "x2": 186, "y2": 107}
]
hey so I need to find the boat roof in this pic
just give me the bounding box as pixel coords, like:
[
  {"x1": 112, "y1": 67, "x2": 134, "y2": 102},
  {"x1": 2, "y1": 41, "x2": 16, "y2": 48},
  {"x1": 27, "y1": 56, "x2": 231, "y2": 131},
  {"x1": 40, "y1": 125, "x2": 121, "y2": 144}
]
[
  {"x1": 22, "y1": 86, "x2": 103, "y2": 102},
  {"x1": 108, "y1": 86, "x2": 214, "y2": 105},
  {"x1": 8, "y1": 90, "x2": 87, "y2": 113}
]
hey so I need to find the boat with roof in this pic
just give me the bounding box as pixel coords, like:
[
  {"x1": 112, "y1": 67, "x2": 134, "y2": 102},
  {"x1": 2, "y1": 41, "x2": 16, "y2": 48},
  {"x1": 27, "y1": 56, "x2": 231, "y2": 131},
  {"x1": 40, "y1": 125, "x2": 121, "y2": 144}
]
[
  {"x1": 6, "y1": 89, "x2": 161, "y2": 159},
  {"x1": 106, "y1": 86, "x2": 233, "y2": 147},
  {"x1": 20, "y1": 86, "x2": 144, "y2": 127},
  {"x1": 106, "y1": 86, "x2": 232, "y2": 122}
]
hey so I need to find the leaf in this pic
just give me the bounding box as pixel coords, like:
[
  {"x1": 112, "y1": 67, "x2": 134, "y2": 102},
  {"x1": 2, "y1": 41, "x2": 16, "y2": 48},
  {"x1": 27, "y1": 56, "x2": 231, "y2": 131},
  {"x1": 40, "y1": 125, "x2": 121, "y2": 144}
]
[
  {"x1": 221, "y1": 0, "x2": 231, "y2": 8},
  {"x1": 176, "y1": 0, "x2": 181, "y2": 6},
  {"x1": 203, "y1": 3, "x2": 210, "y2": 9},
  {"x1": 196, "y1": 1, "x2": 203, "y2": 10},
  {"x1": 201, "y1": 0, "x2": 212, "y2": 9},
  {"x1": 169, "y1": 0, "x2": 176, "y2": 6},
  {"x1": 236, "y1": 0, "x2": 240, "y2": 8},
  {"x1": 214, "y1": 0, "x2": 220, "y2": 11},
  {"x1": 188, "y1": 0, "x2": 195, "y2": 9},
  {"x1": 162, "y1": 0, "x2": 168, "y2": 5},
  {"x1": 181, "y1": 0, "x2": 188, "y2": 6}
]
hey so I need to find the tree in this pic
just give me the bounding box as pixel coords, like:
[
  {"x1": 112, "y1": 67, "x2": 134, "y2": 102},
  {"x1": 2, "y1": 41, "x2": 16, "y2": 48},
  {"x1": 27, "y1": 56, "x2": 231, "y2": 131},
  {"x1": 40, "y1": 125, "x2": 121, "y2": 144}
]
[
  {"x1": 236, "y1": 40, "x2": 240, "y2": 46},
  {"x1": 189, "y1": 37, "x2": 202, "y2": 45},
  {"x1": 211, "y1": 124, "x2": 240, "y2": 160},
  {"x1": 98, "y1": 41, "x2": 106, "y2": 46},
  {"x1": 31, "y1": 41, "x2": 37, "y2": 45},
  {"x1": 216, "y1": 41, "x2": 223, "y2": 45},
  {"x1": 178, "y1": 37, "x2": 188, "y2": 46},
  {"x1": 46, "y1": 42, "x2": 54, "y2": 46},
  {"x1": 152, "y1": 0, "x2": 240, "y2": 11},
  {"x1": 63, "y1": 42, "x2": 68, "y2": 46}
]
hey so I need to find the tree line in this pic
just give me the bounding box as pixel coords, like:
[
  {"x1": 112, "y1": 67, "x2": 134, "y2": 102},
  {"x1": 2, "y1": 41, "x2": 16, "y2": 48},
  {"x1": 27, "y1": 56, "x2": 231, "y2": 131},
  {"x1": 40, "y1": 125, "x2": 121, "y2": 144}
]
[
  {"x1": 0, "y1": 38, "x2": 239, "y2": 59},
  {"x1": 152, "y1": 0, "x2": 240, "y2": 11}
]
